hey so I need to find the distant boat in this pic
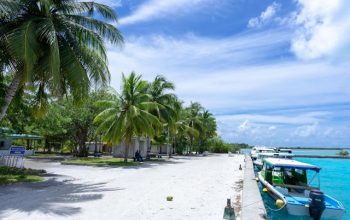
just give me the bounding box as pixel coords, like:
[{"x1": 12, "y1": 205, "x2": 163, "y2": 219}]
[
  {"x1": 258, "y1": 158, "x2": 345, "y2": 220},
  {"x1": 250, "y1": 146, "x2": 276, "y2": 161},
  {"x1": 253, "y1": 152, "x2": 293, "y2": 170},
  {"x1": 277, "y1": 148, "x2": 293, "y2": 154}
]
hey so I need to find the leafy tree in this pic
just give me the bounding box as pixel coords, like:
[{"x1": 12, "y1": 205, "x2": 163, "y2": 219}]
[
  {"x1": 147, "y1": 75, "x2": 177, "y2": 156},
  {"x1": 63, "y1": 90, "x2": 114, "y2": 156},
  {"x1": 94, "y1": 73, "x2": 162, "y2": 162},
  {"x1": 23, "y1": 89, "x2": 114, "y2": 155},
  {"x1": 0, "y1": 0, "x2": 123, "y2": 121},
  {"x1": 27, "y1": 103, "x2": 70, "y2": 153},
  {"x1": 197, "y1": 110, "x2": 217, "y2": 153},
  {"x1": 169, "y1": 100, "x2": 198, "y2": 155},
  {"x1": 184, "y1": 102, "x2": 203, "y2": 154},
  {"x1": 337, "y1": 150, "x2": 349, "y2": 157}
]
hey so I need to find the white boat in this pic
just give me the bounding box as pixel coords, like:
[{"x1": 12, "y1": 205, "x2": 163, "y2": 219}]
[
  {"x1": 277, "y1": 148, "x2": 293, "y2": 154},
  {"x1": 258, "y1": 158, "x2": 345, "y2": 219},
  {"x1": 250, "y1": 146, "x2": 276, "y2": 161},
  {"x1": 253, "y1": 152, "x2": 293, "y2": 170}
]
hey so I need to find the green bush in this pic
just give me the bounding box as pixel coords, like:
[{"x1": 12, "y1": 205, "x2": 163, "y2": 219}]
[
  {"x1": 207, "y1": 137, "x2": 252, "y2": 153},
  {"x1": 0, "y1": 166, "x2": 46, "y2": 175},
  {"x1": 337, "y1": 150, "x2": 349, "y2": 156}
]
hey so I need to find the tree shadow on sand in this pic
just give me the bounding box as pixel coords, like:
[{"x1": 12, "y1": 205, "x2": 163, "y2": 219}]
[
  {"x1": 0, "y1": 178, "x2": 123, "y2": 218},
  {"x1": 119, "y1": 158, "x2": 184, "y2": 170}
]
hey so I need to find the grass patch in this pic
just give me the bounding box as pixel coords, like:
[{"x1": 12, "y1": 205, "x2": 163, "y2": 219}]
[
  {"x1": 0, "y1": 166, "x2": 45, "y2": 185},
  {"x1": 26, "y1": 153, "x2": 62, "y2": 158},
  {"x1": 61, "y1": 158, "x2": 139, "y2": 167},
  {"x1": 145, "y1": 157, "x2": 166, "y2": 162}
]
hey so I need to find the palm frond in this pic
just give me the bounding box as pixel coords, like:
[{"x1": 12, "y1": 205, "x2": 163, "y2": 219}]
[
  {"x1": 7, "y1": 20, "x2": 40, "y2": 81},
  {"x1": 65, "y1": 15, "x2": 123, "y2": 44}
]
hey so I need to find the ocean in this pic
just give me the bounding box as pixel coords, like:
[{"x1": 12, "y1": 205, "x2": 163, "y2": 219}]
[{"x1": 248, "y1": 149, "x2": 350, "y2": 220}]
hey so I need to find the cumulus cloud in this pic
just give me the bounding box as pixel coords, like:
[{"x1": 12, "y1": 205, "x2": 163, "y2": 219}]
[
  {"x1": 290, "y1": 0, "x2": 350, "y2": 60},
  {"x1": 106, "y1": 31, "x2": 350, "y2": 147},
  {"x1": 294, "y1": 123, "x2": 318, "y2": 137},
  {"x1": 238, "y1": 120, "x2": 250, "y2": 133},
  {"x1": 118, "y1": 0, "x2": 211, "y2": 25},
  {"x1": 107, "y1": 32, "x2": 350, "y2": 112},
  {"x1": 248, "y1": 2, "x2": 281, "y2": 28},
  {"x1": 268, "y1": 126, "x2": 277, "y2": 131}
]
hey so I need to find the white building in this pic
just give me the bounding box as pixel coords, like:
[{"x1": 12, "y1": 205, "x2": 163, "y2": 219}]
[{"x1": 112, "y1": 137, "x2": 151, "y2": 158}]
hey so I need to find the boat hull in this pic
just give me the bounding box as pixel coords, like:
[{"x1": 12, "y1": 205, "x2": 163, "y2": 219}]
[
  {"x1": 253, "y1": 161, "x2": 263, "y2": 170},
  {"x1": 286, "y1": 203, "x2": 345, "y2": 219},
  {"x1": 258, "y1": 172, "x2": 345, "y2": 220}
]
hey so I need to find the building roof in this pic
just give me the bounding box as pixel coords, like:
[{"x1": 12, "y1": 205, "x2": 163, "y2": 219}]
[
  {"x1": 1, "y1": 127, "x2": 42, "y2": 140},
  {"x1": 7, "y1": 134, "x2": 43, "y2": 140},
  {"x1": 263, "y1": 158, "x2": 321, "y2": 171}
]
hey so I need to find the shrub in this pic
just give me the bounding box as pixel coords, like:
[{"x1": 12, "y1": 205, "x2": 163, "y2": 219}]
[{"x1": 337, "y1": 150, "x2": 349, "y2": 156}]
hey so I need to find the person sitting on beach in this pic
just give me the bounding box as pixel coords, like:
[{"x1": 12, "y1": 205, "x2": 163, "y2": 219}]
[{"x1": 134, "y1": 150, "x2": 143, "y2": 162}]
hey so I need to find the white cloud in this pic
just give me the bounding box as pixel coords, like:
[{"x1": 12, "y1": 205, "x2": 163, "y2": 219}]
[
  {"x1": 268, "y1": 126, "x2": 276, "y2": 131},
  {"x1": 294, "y1": 123, "x2": 318, "y2": 137},
  {"x1": 106, "y1": 31, "x2": 350, "y2": 147},
  {"x1": 216, "y1": 112, "x2": 329, "y2": 127},
  {"x1": 107, "y1": 32, "x2": 350, "y2": 112},
  {"x1": 238, "y1": 120, "x2": 250, "y2": 133},
  {"x1": 118, "y1": 0, "x2": 211, "y2": 25},
  {"x1": 290, "y1": 0, "x2": 350, "y2": 60},
  {"x1": 248, "y1": 2, "x2": 281, "y2": 28},
  {"x1": 323, "y1": 128, "x2": 334, "y2": 136}
]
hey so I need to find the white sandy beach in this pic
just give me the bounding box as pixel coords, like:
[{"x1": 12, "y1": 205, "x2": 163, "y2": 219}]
[{"x1": 0, "y1": 154, "x2": 244, "y2": 220}]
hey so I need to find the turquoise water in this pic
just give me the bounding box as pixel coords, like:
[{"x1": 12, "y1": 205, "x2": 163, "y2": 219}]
[
  {"x1": 293, "y1": 150, "x2": 340, "y2": 156},
  {"x1": 256, "y1": 154, "x2": 350, "y2": 220}
]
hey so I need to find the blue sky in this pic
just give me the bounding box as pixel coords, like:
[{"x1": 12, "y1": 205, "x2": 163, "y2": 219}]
[{"x1": 98, "y1": 0, "x2": 350, "y2": 148}]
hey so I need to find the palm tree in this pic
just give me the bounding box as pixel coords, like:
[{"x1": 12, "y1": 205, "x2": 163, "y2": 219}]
[
  {"x1": 198, "y1": 110, "x2": 217, "y2": 153},
  {"x1": 185, "y1": 102, "x2": 204, "y2": 154},
  {"x1": 169, "y1": 100, "x2": 198, "y2": 156},
  {"x1": 94, "y1": 72, "x2": 162, "y2": 162},
  {"x1": 147, "y1": 75, "x2": 177, "y2": 156},
  {"x1": 147, "y1": 75, "x2": 176, "y2": 121},
  {"x1": 0, "y1": 0, "x2": 123, "y2": 121}
]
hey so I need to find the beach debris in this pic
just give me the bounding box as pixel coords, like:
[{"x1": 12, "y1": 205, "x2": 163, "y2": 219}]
[
  {"x1": 223, "y1": 198, "x2": 235, "y2": 220},
  {"x1": 166, "y1": 196, "x2": 173, "y2": 201}
]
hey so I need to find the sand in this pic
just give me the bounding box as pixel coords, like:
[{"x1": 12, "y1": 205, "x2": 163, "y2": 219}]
[{"x1": 0, "y1": 154, "x2": 244, "y2": 220}]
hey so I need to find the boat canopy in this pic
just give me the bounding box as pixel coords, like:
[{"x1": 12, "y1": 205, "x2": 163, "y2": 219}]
[{"x1": 263, "y1": 158, "x2": 321, "y2": 172}]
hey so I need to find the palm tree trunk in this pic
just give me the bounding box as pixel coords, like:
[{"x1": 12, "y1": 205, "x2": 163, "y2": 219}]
[
  {"x1": 0, "y1": 72, "x2": 22, "y2": 122},
  {"x1": 168, "y1": 142, "x2": 172, "y2": 158},
  {"x1": 124, "y1": 141, "x2": 129, "y2": 163}
]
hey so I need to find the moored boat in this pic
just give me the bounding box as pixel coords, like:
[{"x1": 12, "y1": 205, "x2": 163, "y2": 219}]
[
  {"x1": 251, "y1": 146, "x2": 276, "y2": 161},
  {"x1": 258, "y1": 158, "x2": 345, "y2": 219},
  {"x1": 253, "y1": 152, "x2": 293, "y2": 170}
]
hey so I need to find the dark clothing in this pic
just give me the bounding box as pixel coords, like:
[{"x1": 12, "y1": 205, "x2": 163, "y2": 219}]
[{"x1": 134, "y1": 150, "x2": 143, "y2": 162}]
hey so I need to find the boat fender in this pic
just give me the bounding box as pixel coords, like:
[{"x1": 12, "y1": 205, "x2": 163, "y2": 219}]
[
  {"x1": 275, "y1": 199, "x2": 284, "y2": 208},
  {"x1": 255, "y1": 177, "x2": 259, "y2": 182},
  {"x1": 263, "y1": 188, "x2": 268, "y2": 192},
  {"x1": 309, "y1": 190, "x2": 326, "y2": 220}
]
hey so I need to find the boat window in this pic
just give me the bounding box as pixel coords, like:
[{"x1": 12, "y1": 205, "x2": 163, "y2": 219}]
[
  {"x1": 306, "y1": 170, "x2": 320, "y2": 189},
  {"x1": 294, "y1": 169, "x2": 304, "y2": 175},
  {"x1": 272, "y1": 168, "x2": 283, "y2": 185},
  {"x1": 264, "y1": 164, "x2": 273, "y2": 183}
]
